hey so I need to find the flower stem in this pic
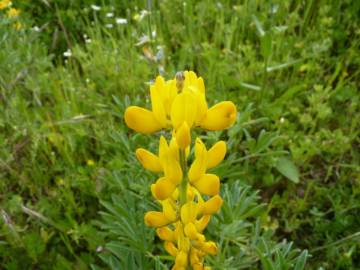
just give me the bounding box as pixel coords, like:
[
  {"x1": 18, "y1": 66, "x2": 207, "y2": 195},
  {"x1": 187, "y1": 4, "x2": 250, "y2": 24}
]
[{"x1": 179, "y1": 149, "x2": 188, "y2": 206}]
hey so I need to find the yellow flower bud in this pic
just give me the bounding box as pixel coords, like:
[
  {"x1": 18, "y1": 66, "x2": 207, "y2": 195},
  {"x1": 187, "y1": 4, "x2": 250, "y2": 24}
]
[
  {"x1": 202, "y1": 195, "x2": 223, "y2": 215},
  {"x1": 152, "y1": 177, "x2": 177, "y2": 200},
  {"x1": 124, "y1": 106, "x2": 163, "y2": 134},
  {"x1": 165, "y1": 241, "x2": 178, "y2": 257},
  {"x1": 175, "y1": 250, "x2": 188, "y2": 267},
  {"x1": 188, "y1": 142, "x2": 207, "y2": 182},
  {"x1": 162, "y1": 200, "x2": 177, "y2": 221},
  {"x1": 207, "y1": 141, "x2": 227, "y2": 169},
  {"x1": 200, "y1": 101, "x2": 237, "y2": 131},
  {"x1": 201, "y1": 241, "x2": 218, "y2": 255},
  {"x1": 195, "y1": 215, "x2": 211, "y2": 232},
  {"x1": 192, "y1": 174, "x2": 220, "y2": 196},
  {"x1": 157, "y1": 227, "x2": 176, "y2": 242},
  {"x1": 184, "y1": 222, "x2": 199, "y2": 240},
  {"x1": 180, "y1": 201, "x2": 198, "y2": 224},
  {"x1": 135, "y1": 148, "x2": 163, "y2": 172},
  {"x1": 144, "y1": 211, "x2": 172, "y2": 227},
  {"x1": 175, "y1": 122, "x2": 191, "y2": 149}
]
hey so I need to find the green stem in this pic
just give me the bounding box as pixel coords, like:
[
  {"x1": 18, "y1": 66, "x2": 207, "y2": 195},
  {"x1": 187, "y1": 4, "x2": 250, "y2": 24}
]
[{"x1": 179, "y1": 149, "x2": 188, "y2": 206}]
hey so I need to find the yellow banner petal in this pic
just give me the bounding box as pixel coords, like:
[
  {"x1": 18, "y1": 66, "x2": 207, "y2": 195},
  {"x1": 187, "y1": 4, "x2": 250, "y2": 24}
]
[
  {"x1": 206, "y1": 141, "x2": 227, "y2": 169},
  {"x1": 192, "y1": 174, "x2": 220, "y2": 196},
  {"x1": 135, "y1": 148, "x2": 163, "y2": 172}
]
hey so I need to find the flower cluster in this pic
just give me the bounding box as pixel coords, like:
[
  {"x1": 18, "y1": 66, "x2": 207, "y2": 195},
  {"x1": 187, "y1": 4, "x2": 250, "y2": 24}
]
[
  {"x1": 0, "y1": 0, "x2": 21, "y2": 29},
  {"x1": 124, "y1": 71, "x2": 236, "y2": 269}
]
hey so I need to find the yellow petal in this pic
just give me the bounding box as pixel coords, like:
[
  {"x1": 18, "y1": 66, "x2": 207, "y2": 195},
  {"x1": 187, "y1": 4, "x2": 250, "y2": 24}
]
[
  {"x1": 144, "y1": 211, "x2": 172, "y2": 227},
  {"x1": 169, "y1": 137, "x2": 180, "y2": 161},
  {"x1": 164, "y1": 241, "x2": 178, "y2": 257},
  {"x1": 192, "y1": 263, "x2": 204, "y2": 270},
  {"x1": 188, "y1": 140, "x2": 207, "y2": 182},
  {"x1": 150, "y1": 85, "x2": 167, "y2": 126},
  {"x1": 192, "y1": 174, "x2": 220, "y2": 196},
  {"x1": 200, "y1": 101, "x2": 237, "y2": 131},
  {"x1": 171, "y1": 91, "x2": 198, "y2": 128},
  {"x1": 156, "y1": 226, "x2": 176, "y2": 241},
  {"x1": 207, "y1": 141, "x2": 227, "y2": 169},
  {"x1": 152, "y1": 177, "x2": 177, "y2": 200},
  {"x1": 190, "y1": 248, "x2": 201, "y2": 266},
  {"x1": 162, "y1": 200, "x2": 177, "y2": 221},
  {"x1": 202, "y1": 195, "x2": 223, "y2": 215},
  {"x1": 124, "y1": 106, "x2": 163, "y2": 134},
  {"x1": 180, "y1": 201, "x2": 198, "y2": 224},
  {"x1": 195, "y1": 215, "x2": 211, "y2": 232},
  {"x1": 184, "y1": 222, "x2": 200, "y2": 240},
  {"x1": 175, "y1": 122, "x2": 191, "y2": 149},
  {"x1": 163, "y1": 157, "x2": 183, "y2": 185},
  {"x1": 175, "y1": 251, "x2": 188, "y2": 267},
  {"x1": 201, "y1": 241, "x2": 217, "y2": 255},
  {"x1": 195, "y1": 93, "x2": 208, "y2": 124},
  {"x1": 135, "y1": 148, "x2": 163, "y2": 172}
]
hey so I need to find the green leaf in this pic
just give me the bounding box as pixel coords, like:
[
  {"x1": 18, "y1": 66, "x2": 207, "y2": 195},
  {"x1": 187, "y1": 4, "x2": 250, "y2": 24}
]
[
  {"x1": 294, "y1": 250, "x2": 308, "y2": 270},
  {"x1": 275, "y1": 158, "x2": 300, "y2": 183}
]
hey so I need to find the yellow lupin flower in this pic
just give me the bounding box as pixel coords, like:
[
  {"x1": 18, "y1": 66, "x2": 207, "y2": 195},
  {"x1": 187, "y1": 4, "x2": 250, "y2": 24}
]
[
  {"x1": 124, "y1": 71, "x2": 237, "y2": 269},
  {"x1": 7, "y1": 7, "x2": 20, "y2": 17},
  {"x1": 0, "y1": 0, "x2": 11, "y2": 10},
  {"x1": 124, "y1": 71, "x2": 237, "y2": 134}
]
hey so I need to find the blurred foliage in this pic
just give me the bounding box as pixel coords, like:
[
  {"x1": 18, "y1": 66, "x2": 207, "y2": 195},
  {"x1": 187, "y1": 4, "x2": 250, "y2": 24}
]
[{"x1": 1, "y1": 0, "x2": 359, "y2": 269}]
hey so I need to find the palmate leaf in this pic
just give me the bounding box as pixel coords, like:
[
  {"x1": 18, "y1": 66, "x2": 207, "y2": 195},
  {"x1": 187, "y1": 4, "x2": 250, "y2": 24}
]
[
  {"x1": 207, "y1": 182, "x2": 308, "y2": 269},
  {"x1": 97, "y1": 190, "x2": 166, "y2": 270}
]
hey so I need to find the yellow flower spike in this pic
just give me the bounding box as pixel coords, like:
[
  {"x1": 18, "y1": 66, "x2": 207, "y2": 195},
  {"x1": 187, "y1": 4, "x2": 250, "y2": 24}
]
[
  {"x1": 162, "y1": 200, "x2": 177, "y2": 221},
  {"x1": 202, "y1": 195, "x2": 223, "y2": 215},
  {"x1": 195, "y1": 215, "x2": 211, "y2": 232},
  {"x1": 207, "y1": 141, "x2": 227, "y2": 169},
  {"x1": 165, "y1": 241, "x2": 179, "y2": 257},
  {"x1": 192, "y1": 173, "x2": 220, "y2": 196},
  {"x1": 175, "y1": 122, "x2": 191, "y2": 149},
  {"x1": 201, "y1": 241, "x2": 218, "y2": 255},
  {"x1": 152, "y1": 177, "x2": 177, "y2": 200},
  {"x1": 188, "y1": 141, "x2": 207, "y2": 182},
  {"x1": 124, "y1": 106, "x2": 163, "y2": 134},
  {"x1": 156, "y1": 227, "x2": 176, "y2": 242},
  {"x1": 200, "y1": 101, "x2": 237, "y2": 131},
  {"x1": 193, "y1": 263, "x2": 205, "y2": 270},
  {"x1": 171, "y1": 91, "x2": 198, "y2": 129},
  {"x1": 135, "y1": 148, "x2": 163, "y2": 172},
  {"x1": 144, "y1": 211, "x2": 172, "y2": 227},
  {"x1": 180, "y1": 201, "x2": 198, "y2": 224}
]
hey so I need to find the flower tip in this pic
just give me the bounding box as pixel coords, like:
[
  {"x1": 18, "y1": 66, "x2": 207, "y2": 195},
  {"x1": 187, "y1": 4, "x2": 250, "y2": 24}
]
[{"x1": 175, "y1": 122, "x2": 191, "y2": 149}]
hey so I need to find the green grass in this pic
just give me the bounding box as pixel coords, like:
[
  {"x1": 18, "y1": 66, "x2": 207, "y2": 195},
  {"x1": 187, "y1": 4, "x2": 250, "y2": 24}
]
[{"x1": 0, "y1": 0, "x2": 359, "y2": 269}]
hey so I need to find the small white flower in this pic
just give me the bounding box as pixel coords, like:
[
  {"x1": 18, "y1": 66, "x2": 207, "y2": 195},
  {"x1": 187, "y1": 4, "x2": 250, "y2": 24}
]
[
  {"x1": 33, "y1": 26, "x2": 41, "y2": 32},
  {"x1": 151, "y1": 30, "x2": 156, "y2": 38},
  {"x1": 105, "y1": 24, "x2": 113, "y2": 28},
  {"x1": 90, "y1": 4, "x2": 101, "y2": 11},
  {"x1": 116, "y1": 18, "x2": 127, "y2": 25},
  {"x1": 85, "y1": 38, "x2": 92, "y2": 44},
  {"x1": 106, "y1": 12, "x2": 114, "y2": 18},
  {"x1": 63, "y1": 49, "x2": 72, "y2": 58},
  {"x1": 280, "y1": 117, "x2": 285, "y2": 123}
]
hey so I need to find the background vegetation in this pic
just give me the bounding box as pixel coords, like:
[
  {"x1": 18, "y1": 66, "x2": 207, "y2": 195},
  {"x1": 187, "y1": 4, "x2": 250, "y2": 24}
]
[{"x1": 0, "y1": 0, "x2": 359, "y2": 269}]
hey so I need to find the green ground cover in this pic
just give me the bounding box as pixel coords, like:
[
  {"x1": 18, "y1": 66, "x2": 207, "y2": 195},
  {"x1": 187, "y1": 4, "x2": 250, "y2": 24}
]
[{"x1": 0, "y1": 1, "x2": 359, "y2": 269}]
